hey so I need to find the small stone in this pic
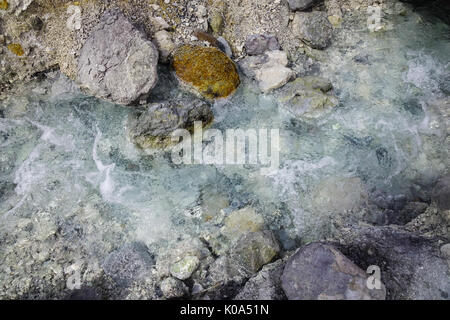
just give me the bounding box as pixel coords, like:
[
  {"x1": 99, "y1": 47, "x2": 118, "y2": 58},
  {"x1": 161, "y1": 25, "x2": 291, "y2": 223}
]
[
  {"x1": 170, "y1": 255, "x2": 200, "y2": 280},
  {"x1": 30, "y1": 16, "x2": 44, "y2": 31},
  {"x1": 0, "y1": 0, "x2": 8, "y2": 10},
  {"x1": 153, "y1": 30, "x2": 175, "y2": 63},
  {"x1": 209, "y1": 12, "x2": 224, "y2": 34},
  {"x1": 160, "y1": 277, "x2": 188, "y2": 299},
  {"x1": 151, "y1": 16, "x2": 170, "y2": 31},
  {"x1": 7, "y1": 43, "x2": 25, "y2": 56}
]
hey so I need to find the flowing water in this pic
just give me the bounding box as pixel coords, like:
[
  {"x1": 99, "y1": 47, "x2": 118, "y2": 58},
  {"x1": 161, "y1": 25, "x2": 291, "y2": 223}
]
[{"x1": 0, "y1": 8, "x2": 449, "y2": 296}]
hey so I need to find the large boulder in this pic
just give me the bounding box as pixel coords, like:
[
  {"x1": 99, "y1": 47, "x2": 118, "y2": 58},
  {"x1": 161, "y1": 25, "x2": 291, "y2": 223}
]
[
  {"x1": 276, "y1": 76, "x2": 338, "y2": 119},
  {"x1": 77, "y1": 9, "x2": 159, "y2": 105},
  {"x1": 292, "y1": 11, "x2": 333, "y2": 50},
  {"x1": 127, "y1": 98, "x2": 213, "y2": 150},
  {"x1": 172, "y1": 45, "x2": 240, "y2": 100},
  {"x1": 281, "y1": 242, "x2": 386, "y2": 300}
]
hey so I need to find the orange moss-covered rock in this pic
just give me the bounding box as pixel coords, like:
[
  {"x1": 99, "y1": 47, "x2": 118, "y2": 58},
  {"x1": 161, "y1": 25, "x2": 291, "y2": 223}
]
[
  {"x1": 172, "y1": 45, "x2": 240, "y2": 100},
  {"x1": 7, "y1": 43, "x2": 25, "y2": 56}
]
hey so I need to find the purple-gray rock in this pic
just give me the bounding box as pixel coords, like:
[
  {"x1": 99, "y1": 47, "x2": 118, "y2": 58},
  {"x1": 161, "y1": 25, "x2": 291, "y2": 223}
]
[
  {"x1": 432, "y1": 175, "x2": 450, "y2": 211},
  {"x1": 244, "y1": 34, "x2": 280, "y2": 56},
  {"x1": 77, "y1": 9, "x2": 159, "y2": 105},
  {"x1": 281, "y1": 242, "x2": 386, "y2": 300}
]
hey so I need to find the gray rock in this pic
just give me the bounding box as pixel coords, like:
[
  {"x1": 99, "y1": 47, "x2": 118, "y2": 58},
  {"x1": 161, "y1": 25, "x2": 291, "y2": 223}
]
[
  {"x1": 128, "y1": 99, "x2": 213, "y2": 150},
  {"x1": 337, "y1": 225, "x2": 450, "y2": 299},
  {"x1": 288, "y1": 0, "x2": 322, "y2": 11},
  {"x1": 292, "y1": 11, "x2": 333, "y2": 50},
  {"x1": 281, "y1": 242, "x2": 386, "y2": 300},
  {"x1": 234, "y1": 259, "x2": 286, "y2": 300},
  {"x1": 432, "y1": 175, "x2": 450, "y2": 211},
  {"x1": 102, "y1": 242, "x2": 154, "y2": 286},
  {"x1": 77, "y1": 9, "x2": 159, "y2": 105},
  {"x1": 160, "y1": 277, "x2": 189, "y2": 299},
  {"x1": 239, "y1": 50, "x2": 295, "y2": 93},
  {"x1": 244, "y1": 34, "x2": 280, "y2": 56},
  {"x1": 230, "y1": 231, "x2": 281, "y2": 276}
]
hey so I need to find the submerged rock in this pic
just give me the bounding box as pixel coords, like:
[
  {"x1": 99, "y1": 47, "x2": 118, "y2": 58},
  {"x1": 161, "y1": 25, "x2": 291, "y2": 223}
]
[
  {"x1": 230, "y1": 231, "x2": 281, "y2": 276},
  {"x1": 102, "y1": 242, "x2": 154, "y2": 287},
  {"x1": 292, "y1": 11, "x2": 333, "y2": 49},
  {"x1": 222, "y1": 207, "x2": 265, "y2": 239},
  {"x1": 128, "y1": 99, "x2": 213, "y2": 150},
  {"x1": 281, "y1": 243, "x2": 386, "y2": 300},
  {"x1": 77, "y1": 10, "x2": 159, "y2": 105},
  {"x1": 172, "y1": 45, "x2": 240, "y2": 100},
  {"x1": 276, "y1": 76, "x2": 338, "y2": 119}
]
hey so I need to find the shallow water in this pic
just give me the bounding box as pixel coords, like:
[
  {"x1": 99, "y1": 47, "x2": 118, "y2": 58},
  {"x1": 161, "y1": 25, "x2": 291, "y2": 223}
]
[{"x1": 0, "y1": 8, "x2": 449, "y2": 296}]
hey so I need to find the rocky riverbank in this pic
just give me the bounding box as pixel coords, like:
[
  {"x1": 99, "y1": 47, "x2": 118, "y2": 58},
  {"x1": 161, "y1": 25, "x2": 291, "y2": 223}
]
[{"x1": 0, "y1": 0, "x2": 449, "y2": 300}]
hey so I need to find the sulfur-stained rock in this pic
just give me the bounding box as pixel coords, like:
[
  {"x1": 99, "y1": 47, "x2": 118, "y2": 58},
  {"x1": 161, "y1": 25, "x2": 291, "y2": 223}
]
[{"x1": 172, "y1": 45, "x2": 240, "y2": 100}]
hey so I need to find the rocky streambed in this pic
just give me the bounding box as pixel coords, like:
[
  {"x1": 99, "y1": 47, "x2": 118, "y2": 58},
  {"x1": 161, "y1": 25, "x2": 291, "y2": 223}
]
[{"x1": 0, "y1": 0, "x2": 449, "y2": 300}]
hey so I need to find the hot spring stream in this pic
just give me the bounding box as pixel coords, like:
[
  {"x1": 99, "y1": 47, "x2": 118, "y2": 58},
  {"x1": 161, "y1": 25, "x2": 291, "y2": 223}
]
[{"x1": 0, "y1": 7, "x2": 449, "y2": 298}]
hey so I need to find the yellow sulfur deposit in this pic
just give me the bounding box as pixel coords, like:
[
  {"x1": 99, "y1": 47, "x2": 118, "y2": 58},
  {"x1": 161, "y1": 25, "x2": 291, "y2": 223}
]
[{"x1": 7, "y1": 43, "x2": 25, "y2": 56}]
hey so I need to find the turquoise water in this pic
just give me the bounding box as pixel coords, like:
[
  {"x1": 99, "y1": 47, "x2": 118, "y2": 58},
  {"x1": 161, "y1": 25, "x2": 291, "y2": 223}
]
[{"x1": 0, "y1": 8, "x2": 449, "y2": 295}]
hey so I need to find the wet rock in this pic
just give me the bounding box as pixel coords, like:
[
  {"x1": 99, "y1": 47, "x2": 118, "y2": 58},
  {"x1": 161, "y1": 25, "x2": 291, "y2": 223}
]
[
  {"x1": 281, "y1": 243, "x2": 386, "y2": 300},
  {"x1": 160, "y1": 277, "x2": 188, "y2": 299},
  {"x1": 337, "y1": 225, "x2": 450, "y2": 299},
  {"x1": 292, "y1": 11, "x2": 333, "y2": 50},
  {"x1": 288, "y1": 0, "x2": 322, "y2": 11},
  {"x1": 239, "y1": 50, "x2": 295, "y2": 93},
  {"x1": 386, "y1": 201, "x2": 428, "y2": 225},
  {"x1": 311, "y1": 176, "x2": 368, "y2": 214},
  {"x1": 244, "y1": 34, "x2": 280, "y2": 56},
  {"x1": 222, "y1": 207, "x2": 265, "y2": 239},
  {"x1": 153, "y1": 30, "x2": 175, "y2": 64},
  {"x1": 432, "y1": 175, "x2": 450, "y2": 211},
  {"x1": 128, "y1": 98, "x2": 213, "y2": 150},
  {"x1": 234, "y1": 259, "x2": 286, "y2": 300},
  {"x1": 172, "y1": 45, "x2": 240, "y2": 100},
  {"x1": 102, "y1": 242, "x2": 154, "y2": 287},
  {"x1": 77, "y1": 9, "x2": 158, "y2": 105},
  {"x1": 170, "y1": 255, "x2": 200, "y2": 280},
  {"x1": 230, "y1": 231, "x2": 281, "y2": 276},
  {"x1": 441, "y1": 244, "x2": 450, "y2": 260},
  {"x1": 276, "y1": 76, "x2": 338, "y2": 119}
]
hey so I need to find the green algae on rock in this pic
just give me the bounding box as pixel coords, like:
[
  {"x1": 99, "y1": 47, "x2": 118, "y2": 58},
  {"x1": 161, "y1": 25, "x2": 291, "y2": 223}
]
[{"x1": 172, "y1": 45, "x2": 240, "y2": 100}]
